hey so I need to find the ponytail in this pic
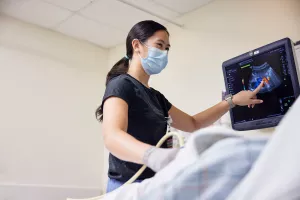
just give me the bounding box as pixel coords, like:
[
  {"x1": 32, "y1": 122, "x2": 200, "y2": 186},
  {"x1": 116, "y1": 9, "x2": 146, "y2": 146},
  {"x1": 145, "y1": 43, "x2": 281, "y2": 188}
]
[
  {"x1": 105, "y1": 57, "x2": 129, "y2": 86},
  {"x1": 95, "y1": 57, "x2": 129, "y2": 122}
]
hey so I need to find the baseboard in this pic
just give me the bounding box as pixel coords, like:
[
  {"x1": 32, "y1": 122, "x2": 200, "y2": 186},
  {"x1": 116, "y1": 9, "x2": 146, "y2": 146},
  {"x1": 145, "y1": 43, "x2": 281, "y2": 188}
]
[{"x1": 0, "y1": 183, "x2": 103, "y2": 200}]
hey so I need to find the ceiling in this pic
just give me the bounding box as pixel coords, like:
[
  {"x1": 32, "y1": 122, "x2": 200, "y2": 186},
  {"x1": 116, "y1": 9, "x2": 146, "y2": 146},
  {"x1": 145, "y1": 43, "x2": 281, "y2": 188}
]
[{"x1": 0, "y1": 0, "x2": 214, "y2": 48}]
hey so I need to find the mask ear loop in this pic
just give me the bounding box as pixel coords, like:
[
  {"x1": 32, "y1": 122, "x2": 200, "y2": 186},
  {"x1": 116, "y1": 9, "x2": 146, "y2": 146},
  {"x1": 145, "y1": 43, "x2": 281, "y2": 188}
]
[{"x1": 133, "y1": 39, "x2": 149, "y2": 60}]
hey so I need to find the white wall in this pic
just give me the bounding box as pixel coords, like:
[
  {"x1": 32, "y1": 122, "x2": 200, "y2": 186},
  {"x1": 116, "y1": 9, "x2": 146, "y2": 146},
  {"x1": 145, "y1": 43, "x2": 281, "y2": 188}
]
[
  {"x1": 0, "y1": 15, "x2": 108, "y2": 199},
  {"x1": 108, "y1": 0, "x2": 300, "y2": 130}
]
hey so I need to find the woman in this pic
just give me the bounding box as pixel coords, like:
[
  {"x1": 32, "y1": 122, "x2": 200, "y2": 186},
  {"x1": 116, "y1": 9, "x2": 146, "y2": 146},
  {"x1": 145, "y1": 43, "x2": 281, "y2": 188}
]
[{"x1": 95, "y1": 20, "x2": 264, "y2": 193}]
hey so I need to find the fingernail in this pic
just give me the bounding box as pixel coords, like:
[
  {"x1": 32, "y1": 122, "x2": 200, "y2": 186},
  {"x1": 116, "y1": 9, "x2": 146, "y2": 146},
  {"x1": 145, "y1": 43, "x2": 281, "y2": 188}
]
[{"x1": 260, "y1": 100, "x2": 263, "y2": 103}]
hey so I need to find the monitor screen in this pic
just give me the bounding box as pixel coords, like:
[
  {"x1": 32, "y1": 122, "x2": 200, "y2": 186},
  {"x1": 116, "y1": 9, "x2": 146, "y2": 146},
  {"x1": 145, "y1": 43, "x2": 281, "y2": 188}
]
[{"x1": 223, "y1": 38, "x2": 300, "y2": 131}]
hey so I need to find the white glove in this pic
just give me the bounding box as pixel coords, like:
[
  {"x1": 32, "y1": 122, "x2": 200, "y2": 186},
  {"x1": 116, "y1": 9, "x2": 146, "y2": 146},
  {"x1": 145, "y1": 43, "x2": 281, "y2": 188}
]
[{"x1": 143, "y1": 146, "x2": 180, "y2": 172}]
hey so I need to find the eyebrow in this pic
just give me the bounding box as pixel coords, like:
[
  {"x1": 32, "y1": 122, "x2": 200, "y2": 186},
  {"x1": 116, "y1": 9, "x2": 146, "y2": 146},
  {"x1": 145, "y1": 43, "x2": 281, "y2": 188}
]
[{"x1": 157, "y1": 39, "x2": 171, "y2": 47}]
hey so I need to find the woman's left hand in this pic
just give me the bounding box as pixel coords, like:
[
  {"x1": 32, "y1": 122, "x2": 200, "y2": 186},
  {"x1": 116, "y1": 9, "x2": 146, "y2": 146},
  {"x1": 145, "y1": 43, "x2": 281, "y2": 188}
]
[{"x1": 232, "y1": 81, "x2": 264, "y2": 108}]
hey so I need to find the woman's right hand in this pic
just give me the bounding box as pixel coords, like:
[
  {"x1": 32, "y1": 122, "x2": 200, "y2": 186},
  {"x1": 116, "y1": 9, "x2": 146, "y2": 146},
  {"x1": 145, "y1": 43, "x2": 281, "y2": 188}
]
[
  {"x1": 232, "y1": 81, "x2": 264, "y2": 107},
  {"x1": 143, "y1": 146, "x2": 180, "y2": 172}
]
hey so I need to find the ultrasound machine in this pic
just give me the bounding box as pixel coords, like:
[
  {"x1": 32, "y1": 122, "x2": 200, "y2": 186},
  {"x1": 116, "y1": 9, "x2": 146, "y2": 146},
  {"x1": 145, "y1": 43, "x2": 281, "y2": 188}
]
[{"x1": 222, "y1": 38, "x2": 300, "y2": 131}]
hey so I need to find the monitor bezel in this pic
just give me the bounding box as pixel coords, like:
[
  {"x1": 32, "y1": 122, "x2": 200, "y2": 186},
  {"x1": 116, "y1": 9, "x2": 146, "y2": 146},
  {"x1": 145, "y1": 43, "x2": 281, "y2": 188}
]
[{"x1": 222, "y1": 38, "x2": 300, "y2": 131}]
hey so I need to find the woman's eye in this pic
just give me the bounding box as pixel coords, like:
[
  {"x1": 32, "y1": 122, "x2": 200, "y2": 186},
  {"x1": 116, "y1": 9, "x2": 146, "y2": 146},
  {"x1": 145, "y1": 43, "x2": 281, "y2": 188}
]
[{"x1": 157, "y1": 43, "x2": 163, "y2": 47}]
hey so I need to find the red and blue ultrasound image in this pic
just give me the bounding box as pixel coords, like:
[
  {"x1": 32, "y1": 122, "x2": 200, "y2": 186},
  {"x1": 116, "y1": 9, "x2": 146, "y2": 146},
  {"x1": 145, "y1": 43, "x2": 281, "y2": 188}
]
[
  {"x1": 248, "y1": 62, "x2": 282, "y2": 93},
  {"x1": 226, "y1": 46, "x2": 296, "y2": 124}
]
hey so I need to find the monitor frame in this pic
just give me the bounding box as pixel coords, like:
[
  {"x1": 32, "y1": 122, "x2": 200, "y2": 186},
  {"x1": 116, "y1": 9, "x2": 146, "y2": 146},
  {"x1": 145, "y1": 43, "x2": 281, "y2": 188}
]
[{"x1": 222, "y1": 38, "x2": 300, "y2": 131}]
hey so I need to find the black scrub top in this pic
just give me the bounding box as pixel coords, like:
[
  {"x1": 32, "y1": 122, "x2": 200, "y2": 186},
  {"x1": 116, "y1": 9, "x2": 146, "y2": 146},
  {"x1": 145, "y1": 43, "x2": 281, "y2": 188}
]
[{"x1": 101, "y1": 74, "x2": 172, "y2": 182}]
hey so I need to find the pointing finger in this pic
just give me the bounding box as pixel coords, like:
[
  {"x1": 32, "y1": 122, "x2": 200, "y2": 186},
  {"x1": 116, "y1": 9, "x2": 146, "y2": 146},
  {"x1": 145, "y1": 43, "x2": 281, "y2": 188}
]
[{"x1": 253, "y1": 81, "x2": 264, "y2": 95}]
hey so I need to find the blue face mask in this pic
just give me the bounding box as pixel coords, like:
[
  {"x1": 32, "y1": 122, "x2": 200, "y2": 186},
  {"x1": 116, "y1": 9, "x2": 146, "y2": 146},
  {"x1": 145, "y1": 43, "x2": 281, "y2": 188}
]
[{"x1": 138, "y1": 42, "x2": 168, "y2": 75}]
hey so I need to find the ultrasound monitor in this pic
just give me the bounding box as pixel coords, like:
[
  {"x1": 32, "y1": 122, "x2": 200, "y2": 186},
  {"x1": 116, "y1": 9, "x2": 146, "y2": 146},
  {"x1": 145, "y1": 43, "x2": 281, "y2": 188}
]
[{"x1": 222, "y1": 38, "x2": 300, "y2": 131}]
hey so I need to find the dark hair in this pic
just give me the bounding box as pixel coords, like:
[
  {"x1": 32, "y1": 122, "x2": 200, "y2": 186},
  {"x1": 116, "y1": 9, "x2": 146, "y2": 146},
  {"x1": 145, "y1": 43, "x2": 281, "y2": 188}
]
[{"x1": 95, "y1": 20, "x2": 169, "y2": 122}]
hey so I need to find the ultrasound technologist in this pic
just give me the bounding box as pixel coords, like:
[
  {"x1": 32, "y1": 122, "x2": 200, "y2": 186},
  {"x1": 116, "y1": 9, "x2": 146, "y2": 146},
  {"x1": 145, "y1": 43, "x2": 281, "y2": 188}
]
[{"x1": 95, "y1": 20, "x2": 265, "y2": 193}]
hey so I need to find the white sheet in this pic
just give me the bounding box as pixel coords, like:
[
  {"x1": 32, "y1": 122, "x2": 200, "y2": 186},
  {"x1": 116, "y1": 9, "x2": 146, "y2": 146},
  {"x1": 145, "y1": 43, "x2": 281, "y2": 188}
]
[
  {"x1": 103, "y1": 128, "x2": 268, "y2": 200},
  {"x1": 103, "y1": 128, "x2": 242, "y2": 200}
]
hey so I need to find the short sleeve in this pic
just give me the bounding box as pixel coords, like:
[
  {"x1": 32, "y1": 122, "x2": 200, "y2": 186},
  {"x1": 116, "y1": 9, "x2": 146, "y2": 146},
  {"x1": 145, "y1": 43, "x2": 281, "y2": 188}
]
[
  {"x1": 161, "y1": 93, "x2": 172, "y2": 111},
  {"x1": 101, "y1": 75, "x2": 135, "y2": 108},
  {"x1": 153, "y1": 89, "x2": 172, "y2": 112}
]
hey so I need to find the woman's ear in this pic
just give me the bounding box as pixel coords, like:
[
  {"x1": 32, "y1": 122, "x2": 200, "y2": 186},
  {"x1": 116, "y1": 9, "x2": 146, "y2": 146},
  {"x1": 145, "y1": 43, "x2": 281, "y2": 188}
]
[{"x1": 132, "y1": 39, "x2": 140, "y2": 53}]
